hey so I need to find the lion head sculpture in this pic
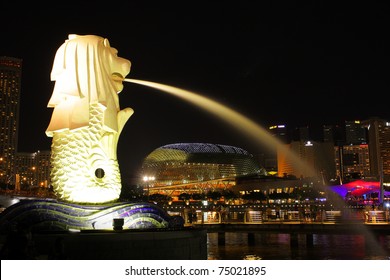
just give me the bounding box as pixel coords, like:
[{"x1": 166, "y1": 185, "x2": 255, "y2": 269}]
[{"x1": 46, "y1": 34, "x2": 131, "y2": 136}]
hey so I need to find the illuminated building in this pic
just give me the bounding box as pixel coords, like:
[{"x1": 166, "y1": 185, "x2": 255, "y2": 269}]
[
  {"x1": 345, "y1": 120, "x2": 367, "y2": 145},
  {"x1": 323, "y1": 124, "x2": 335, "y2": 143},
  {"x1": 0, "y1": 57, "x2": 51, "y2": 190},
  {"x1": 265, "y1": 124, "x2": 289, "y2": 173},
  {"x1": 14, "y1": 150, "x2": 51, "y2": 188},
  {"x1": 141, "y1": 143, "x2": 267, "y2": 195},
  {"x1": 269, "y1": 124, "x2": 289, "y2": 143},
  {"x1": 293, "y1": 125, "x2": 310, "y2": 142},
  {"x1": 0, "y1": 56, "x2": 22, "y2": 185},
  {"x1": 277, "y1": 140, "x2": 335, "y2": 180},
  {"x1": 334, "y1": 144, "x2": 370, "y2": 182},
  {"x1": 363, "y1": 117, "x2": 390, "y2": 182}
]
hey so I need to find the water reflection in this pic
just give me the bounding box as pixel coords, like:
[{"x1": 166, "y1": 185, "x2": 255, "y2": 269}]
[{"x1": 207, "y1": 232, "x2": 390, "y2": 260}]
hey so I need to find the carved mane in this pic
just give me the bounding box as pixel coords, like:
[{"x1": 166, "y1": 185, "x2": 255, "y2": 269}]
[{"x1": 46, "y1": 34, "x2": 130, "y2": 136}]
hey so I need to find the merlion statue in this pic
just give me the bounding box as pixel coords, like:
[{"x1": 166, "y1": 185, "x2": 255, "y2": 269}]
[{"x1": 46, "y1": 34, "x2": 133, "y2": 204}]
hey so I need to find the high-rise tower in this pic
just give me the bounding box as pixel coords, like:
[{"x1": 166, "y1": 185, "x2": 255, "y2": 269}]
[
  {"x1": 0, "y1": 56, "x2": 22, "y2": 185},
  {"x1": 363, "y1": 117, "x2": 390, "y2": 182},
  {"x1": 345, "y1": 120, "x2": 367, "y2": 145}
]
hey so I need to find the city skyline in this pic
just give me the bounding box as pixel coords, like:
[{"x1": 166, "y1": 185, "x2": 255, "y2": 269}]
[{"x1": 1, "y1": 3, "x2": 389, "y2": 178}]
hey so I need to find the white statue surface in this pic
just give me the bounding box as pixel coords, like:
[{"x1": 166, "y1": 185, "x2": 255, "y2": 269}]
[{"x1": 46, "y1": 34, "x2": 133, "y2": 203}]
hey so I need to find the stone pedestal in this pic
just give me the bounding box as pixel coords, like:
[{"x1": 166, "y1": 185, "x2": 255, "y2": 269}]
[{"x1": 32, "y1": 228, "x2": 207, "y2": 260}]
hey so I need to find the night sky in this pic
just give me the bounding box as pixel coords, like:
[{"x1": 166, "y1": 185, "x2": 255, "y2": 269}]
[{"x1": 1, "y1": 3, "x2": 389, "y2": 181}]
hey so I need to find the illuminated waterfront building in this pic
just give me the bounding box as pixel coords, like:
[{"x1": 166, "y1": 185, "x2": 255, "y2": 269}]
[
  {"x1": 14, "y1": 150, "x2": 51, "y2": 188},
  {"x1": 141, "y1": 143, "x2": 267, "y2": 196},
  {"x1": 334, "y1": 144, "x2": 371, "y2": 182},
  {"x1": 264, "y1": 124, "x2": 289, "y2": 173},
  {"x1": 1, "y1": 56, "x2": 51, "y2": 190},
  {"x1": 277, "y1": 140, "x2": 335, "y2": 180},
  {"x1": 363, "y1": 117, "x2": 390, "y2": 182},
  {"x1": 0, "y1": 56, "x2": 22, "y2": 185}
]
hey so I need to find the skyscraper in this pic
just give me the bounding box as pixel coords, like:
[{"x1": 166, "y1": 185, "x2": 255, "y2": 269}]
[
  {"x1": 266, "y1": 124, "x2": 289, "y2": 173},
  {"x1": 334, "y1": 144, "x2": 370, "y2": 182},
  {"x1": 323, "y1": 124, "x2": 335, "y2": 143},
  {"x1": 0, "y1": 56, "x2": 22, "y2": 185},
  {"x1": 363, "y1": 117, "x2": 390, "y2": 182},
  {"x1": 345, "y1": 120, "x2": 367, "y2": 145}
]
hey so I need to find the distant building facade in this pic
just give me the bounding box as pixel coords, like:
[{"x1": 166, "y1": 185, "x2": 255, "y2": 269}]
[
  {"x1": 345, "y1": 120, "x2": 367, "y2": 145},
  {"x1": 0, "y1": 56, "x2": 22, "y2": 185},
  {"x1": 277, "y1": 140, "x2": 335, "y2": 181},
  {"x1": 363, "y1": 118, "x2": 390, "y2": 182},
  {"x1": 14, "y1": 150, "x2": 51, "y2": 188},
  {"x1": 334, "y1": 144, "x2": 370, "y2": 182},
  {"x1": 1, "y1": 56, "x2": 51, "y2": 190}
]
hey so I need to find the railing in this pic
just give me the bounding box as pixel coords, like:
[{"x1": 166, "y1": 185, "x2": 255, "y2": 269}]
[{"x1": 166, "y1": 206, "x2": 390, "y2": 225}]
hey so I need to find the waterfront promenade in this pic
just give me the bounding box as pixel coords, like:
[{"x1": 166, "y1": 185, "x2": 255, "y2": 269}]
[
  {"x1": 164, "y1": 202, "x2": 390, "y2": 225},
  {"x1": 1, "y1": 194, "x2": 389, "y2": 259},
  {"x1": 165, "y1": 203, "x2": 390, "y2": 246},
  {"x1": 193, "y1": 221, "x2": 390, "y2": 235},
  {"x1": 181, "y1": 206, "x2": 390, "y2": 255}
]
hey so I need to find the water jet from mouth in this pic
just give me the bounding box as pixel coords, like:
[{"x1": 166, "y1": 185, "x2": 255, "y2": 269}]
[{"x1": 125, "y1": 78, "x2": 313, "y2": 177}]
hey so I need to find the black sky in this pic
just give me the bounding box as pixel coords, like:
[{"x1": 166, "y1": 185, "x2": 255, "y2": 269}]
[{"x1": 1, "y1": 3, "x2": 389, "y2": 181}]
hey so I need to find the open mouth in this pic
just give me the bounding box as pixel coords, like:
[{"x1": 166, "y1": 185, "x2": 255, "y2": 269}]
[{"x1": 112, "y1": 72, "x2": 124, "y2": 81}]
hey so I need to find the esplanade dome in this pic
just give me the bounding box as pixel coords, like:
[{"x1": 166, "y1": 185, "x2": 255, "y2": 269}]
[{"x1": 141, "y1": 143, "x2": 267, "y2": 187}]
